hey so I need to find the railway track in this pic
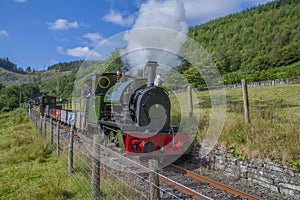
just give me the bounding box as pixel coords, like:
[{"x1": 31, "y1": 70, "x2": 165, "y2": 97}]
[
  {"x1": 44, "y1": 117, "x2": 263, "y2": 199},
  {"x1": 166, "y1": 165, "x2": 262, "y2": 200}
]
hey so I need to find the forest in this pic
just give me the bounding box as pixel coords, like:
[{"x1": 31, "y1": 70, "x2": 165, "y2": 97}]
[{"x1": 187, "y1": 0, "x2": 300, "y2": 85}]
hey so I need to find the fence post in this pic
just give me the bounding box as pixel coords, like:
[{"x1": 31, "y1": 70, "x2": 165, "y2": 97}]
[
  {"x1": 242, "y1": 79, "x2": 251, "y2": 123},
  {"x1": 39, "y1": 114, "x2": 43, "y2": 133},
  {"x1": 91, "y1": 131, "x2": 101, "y2": 200},
  {"x1": 35, "y1": 113, "x2": 37, "y2": 127},
  {"x1": 68, "y1": 125, "x2": 74, "y2": 175},
  {"x1": 43, "y1": 116, "x2": 47, "y2": 140},
  {"x1": 50, "y1": 118, "x2": 53, "y2": 143},
  {"x1": 80, "y1": 100, "x2": 82, "y2": 111},
  {"x1": 50, "y1": 119, "x2": 54, "y2": 145},
  {"x1": 188, "y1": 85, "x2": 193, "y2": 117},
  {"x1": 56, "y1": 120, "x2": 60, "y2": 157},
  {"x1": 149, "y1": 159, "x2": 160, "y2": 200}
]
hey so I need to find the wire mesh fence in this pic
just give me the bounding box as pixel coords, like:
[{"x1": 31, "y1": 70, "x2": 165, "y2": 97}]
[{"x1": 27, "y1": 111, "x2": 186, "y2": 200}]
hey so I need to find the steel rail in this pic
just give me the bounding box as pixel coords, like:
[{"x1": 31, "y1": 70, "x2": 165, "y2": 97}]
[{"x1": 168, "y1": 164, "x2": 262, "y2": 200}]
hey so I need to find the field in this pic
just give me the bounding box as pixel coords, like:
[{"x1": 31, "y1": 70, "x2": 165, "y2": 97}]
[
  {"x1": 193, "y1": 83, "x2": 300, "y2": 168},
  {"x1": 0, "y1": 109, "x2": 91, "y2": 199},
  {"x1": 0, "y1": 109, "x2": 144, "y2": 200}
]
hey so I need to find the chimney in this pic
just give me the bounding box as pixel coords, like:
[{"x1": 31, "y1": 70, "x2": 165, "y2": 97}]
[{"x1": 146, "y1": 61, "x2": 158, "y2": 87}]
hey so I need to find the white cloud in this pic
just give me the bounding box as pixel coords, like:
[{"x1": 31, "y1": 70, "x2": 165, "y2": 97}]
[
  {"x1": 103, "y1": 9, "x2": 135, "y2": 27},
  {"x1": 48, "y1": 19, "x2": 79, "y2": 30},
  {"x1": 180, "y1": 0, "x2": 274, "y2": 25},
  {"x1": 83, "y1": 33, "x2": 104, "y2": 47},
  {"x1": 50, "y1": 59, "x2": 59, "y2": 65},
  {"x1": 0, "y1": 30, "x2": 9, "y2": 37},
  {"x1": 56, "y1": 46, "x2": 64, "y2": 54},
  {"x1": 57, "y1": 46, "x2": 101, "y2": 59},
  {"x1": 14, "y1": 0, "x2": 28, "y2": 3}
]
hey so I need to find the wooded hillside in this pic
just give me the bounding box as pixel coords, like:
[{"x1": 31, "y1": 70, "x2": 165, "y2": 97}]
[{"x1": 188, "y1": 0, "x2": 300, "y2": 84}]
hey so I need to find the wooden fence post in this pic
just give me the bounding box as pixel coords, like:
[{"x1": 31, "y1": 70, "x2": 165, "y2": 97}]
[
  {"x1": 36, "y1": 114, "x2": 38, "y2": 129},
  {"x1": 149, "y1": 159, "x2": 160, "y2": 200},
  {"x1": 43, "y1": 116, "x2": 47, "y2": 140},
  {"x1": 50, "y1": 118, "x2": 53, "y2": 143},
  {"x1": 91, "y1": 132, "x2": 101, "y2": 200},
  {"x1": 39, "y1": 114, "x2": 43, "y2": 133},
  {"x1": 68, "y1": 125, "x2": 74, "y2": 175},
  {"x1": 34, "y1": 113, "x2": 37, "y2": 127},
  {"x1": 242, "y1": 79, "x2": 251, "y2": 123},
  {"x1": 50, "y1": 119, "x2": 54, "y2": 145},
  {"x1": 56, "y1": 120, "x2": 60, "y2": 157},
  {"x1": 188, "y1": 85, "x2": 193, "y2": 117}
]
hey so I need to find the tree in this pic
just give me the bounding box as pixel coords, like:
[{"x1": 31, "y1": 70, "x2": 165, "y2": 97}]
[
  {"x1": 0, "y1": 83, "x2": 5, "y2": 91},
  {"x1": 25, "y1": 66, "x2": 32, "y2": 73}
]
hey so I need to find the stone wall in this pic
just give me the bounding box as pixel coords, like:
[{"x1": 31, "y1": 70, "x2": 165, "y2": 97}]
[{"x1": 187, "y1": 145, "x2": 300, "y2": 197}]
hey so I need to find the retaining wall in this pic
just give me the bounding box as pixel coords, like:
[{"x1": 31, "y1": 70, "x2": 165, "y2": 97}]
[{"x1": 187, "y1": 145, "x2": 300, "y2": 197}]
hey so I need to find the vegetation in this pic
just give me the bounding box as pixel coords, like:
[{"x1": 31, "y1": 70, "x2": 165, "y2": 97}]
[
  {"x1": 40, "y1": 72, "x2": 76, "y2": 98},
  {"x1": 0, "y1": 83, "x2": 40, "y2": 112},
  {"x1": 0, "y1": 0, "x2": 299, "y2": 170},
  {"x1": 186, "y1": 0, "x2": 300, "y2": 86},
  {"x1": 47, "y1": 60, "x2": 84, "y2": 72},
  {"x1": 0, "y1": 109, "x2": 139, "y2": 199},
  {"x1": 195, "y1": 84, "x2": 300, "y2": 169},
  {"x1": 0, "y1": 57, "x2": 26, "y2": 74},
  {"x1": 0, "y1": 109, "x2": 90, "y2": 199}
]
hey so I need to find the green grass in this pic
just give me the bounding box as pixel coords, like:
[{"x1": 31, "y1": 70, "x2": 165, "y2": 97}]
[
  {"x1": 192, "y1": 83, "x2": 300, "y2": 169},
  {"x1": 0, "y1": 109, "x2": 90, "y2": 200},
  {"x1": 0, "y1": 109, "x2": 145, "y2": 199}
]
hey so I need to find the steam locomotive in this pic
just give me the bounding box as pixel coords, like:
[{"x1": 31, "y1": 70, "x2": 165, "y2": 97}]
[{"x1": 37, "y1": 61, "x2": 191, "y2": 158}]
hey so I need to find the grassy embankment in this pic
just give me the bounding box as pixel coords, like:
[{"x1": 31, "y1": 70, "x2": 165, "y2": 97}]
[
  {"x1": 0, "y1": 109, "x2": 90, "y2": 199},
  {"x1": 194, "y1": 83, "x2": 300, "y2": 169},
  {"x1": 0, "y1": 109, "x2": 144, "y2": 200}
]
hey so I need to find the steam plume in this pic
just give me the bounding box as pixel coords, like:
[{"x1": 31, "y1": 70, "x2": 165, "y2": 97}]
[{"x1": 121, "y1": 0, "x2": 188, "y2": 68}]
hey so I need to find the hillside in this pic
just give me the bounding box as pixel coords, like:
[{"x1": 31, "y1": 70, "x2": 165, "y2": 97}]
[
  {"x1": 188, "y1": 0, "x2": 300, "y2": 84},
  {"x1": 0, "y1": 59, "x2": 83, "y2": 87},
  {"x1": 0, "y1": 58, "x2": 25, "y2": 74},
  {"x1": 0, "y1": 67, "x2": 72, "y2": 87},
  {"x1": 0, "y1": 68, "x2": 32, "y2": 86}
]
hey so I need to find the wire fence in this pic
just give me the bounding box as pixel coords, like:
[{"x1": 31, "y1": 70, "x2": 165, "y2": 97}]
[
  {"x1": 193, "y1": 77, "x2": 300, "y2": 125},
  {"x1": 27, "y1": 110, "x2": 186, "y2": 200}
]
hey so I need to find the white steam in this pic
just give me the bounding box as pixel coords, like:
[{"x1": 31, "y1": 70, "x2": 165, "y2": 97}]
[{"x1": 121, "y1": 0, "x2": 188, "y2": 68}]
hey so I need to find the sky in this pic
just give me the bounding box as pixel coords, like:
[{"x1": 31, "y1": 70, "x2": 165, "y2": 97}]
[{"x1": 0, "y1": 0, "x2": 273, "y2": 71}]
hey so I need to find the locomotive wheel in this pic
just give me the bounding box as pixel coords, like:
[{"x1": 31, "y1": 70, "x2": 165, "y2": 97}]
[{"x1": 144, "y1": 142, "x2": 155, "y2": 153}]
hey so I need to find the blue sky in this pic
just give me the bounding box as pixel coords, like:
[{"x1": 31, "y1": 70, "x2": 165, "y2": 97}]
[{"x1": 0, "y1": 0, "x2": 273, "y2": 71}]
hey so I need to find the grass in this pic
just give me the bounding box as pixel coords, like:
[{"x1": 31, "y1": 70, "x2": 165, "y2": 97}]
[
  {"x1": 192, "y1": 83, "x2": 300, "y2": 169},
  {"x1": 0, "y1": 109, "x2": 91, "y2": 200},
  {"x1": 0, "y1": 109, "x2": 145, "y2": 199}
]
